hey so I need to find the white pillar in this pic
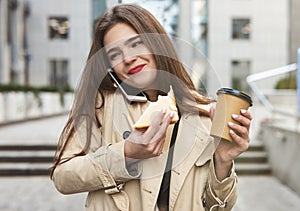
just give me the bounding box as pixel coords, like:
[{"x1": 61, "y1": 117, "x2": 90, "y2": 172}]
[
  {"x1": 0, "y1": 0, "x2": 11, "y2": 83},
  {"x1": 297, "y1": 48, "x2": 300, "y2": 113},
  {"x1": 0, "y1": 0, "x2": 3, "y2": 82},
  {"x1": 177, "y1": 0, "x2": 193, "y2": 71}
]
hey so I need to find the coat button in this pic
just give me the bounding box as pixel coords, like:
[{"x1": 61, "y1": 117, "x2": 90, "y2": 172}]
[
  {"x1": 123, "y1": 131, "x2": 131, "y2": 139},
  {"x1": 202, "y1": 197, "x2": 206, "y2": 207}
]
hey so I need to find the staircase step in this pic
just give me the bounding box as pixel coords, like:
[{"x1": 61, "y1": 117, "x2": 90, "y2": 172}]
[
  {"x1": 233, "y1": 141, "x2": 272, "y2": 175},
  {"x1": 235, "y1": 151, "x2": 268, "y2": 163},
  {"x1": 0, "y1": 145, "x2": 56, "y2": 151},
  {"x1": 248, "y1": 141, "x2": 265, "y2": 151},
  {"x1": 0, "y1": 163, "x2": 51, "y2": 176},
  {"x1": 0, "y1": 145, "x2": 55, "y2": 176},
  {"x1": 235, "y1": 163, "x2": 272, "y2": 175},
  {"x1": 0, "y1": 156, "x2": 54, "y2": 163},
  {"x1": 0, "y1": 151, "x2": 54, "y2": 163},
  {"x1": 0, "y1": 168, "x2": 50, "y2": 176},
  {"x1": 0, "y1": 148, "x2": 55, "y2": 163},
  {"x1": 0, "y1": 142, "x2": 271, "y2": 176}
]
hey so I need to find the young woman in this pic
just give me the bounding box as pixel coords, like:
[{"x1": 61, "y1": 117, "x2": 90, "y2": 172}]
[{"x1": 51, "y1": 4, "x2": 252, "y2": 211}]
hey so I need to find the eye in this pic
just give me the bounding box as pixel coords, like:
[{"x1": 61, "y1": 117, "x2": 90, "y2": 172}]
[
  {"x1": 108, "y1": 52, "x2": 122, "y2": 61},
  {"x1": 131, "y1": 40, "x2": 144, "y2": 48}
]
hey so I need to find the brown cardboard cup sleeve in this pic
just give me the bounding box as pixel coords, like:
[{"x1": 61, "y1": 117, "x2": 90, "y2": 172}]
[{"x1": 210, "y1": 88, "x2": 253, "y2": 142}]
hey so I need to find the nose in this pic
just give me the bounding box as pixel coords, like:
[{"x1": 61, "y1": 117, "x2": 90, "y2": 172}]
[{"x1": 122, "y1": 48, "x2": 137, "y2": 64}]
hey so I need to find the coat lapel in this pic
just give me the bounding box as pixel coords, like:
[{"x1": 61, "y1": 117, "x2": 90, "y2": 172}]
[
  {"x1": 169, "y1": 114, "x2": 214, "y2": 208},
  {"x1": 139, "y1": 124, "x2": 174, "y2": 210}
]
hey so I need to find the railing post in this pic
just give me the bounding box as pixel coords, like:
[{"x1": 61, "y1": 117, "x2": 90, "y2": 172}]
[{"x1": 298, "y1": 48, "x2": 300, "y2": 113}]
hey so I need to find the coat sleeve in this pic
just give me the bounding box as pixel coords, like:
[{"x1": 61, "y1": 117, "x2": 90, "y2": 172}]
[
  {"x1": 52, "y1": 119, "x2": 141, "y2": 195},
  {"x1": 203, "y1": 159, "x2": 238, "y2": 210}
]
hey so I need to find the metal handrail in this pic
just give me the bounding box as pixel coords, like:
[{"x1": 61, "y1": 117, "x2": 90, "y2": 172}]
[{"x1": 246, "y1": 63, "x2": 300, "y2": 120}]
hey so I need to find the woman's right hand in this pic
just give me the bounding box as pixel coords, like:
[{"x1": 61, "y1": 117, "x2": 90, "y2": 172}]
[{"x1": 124, "y1": 109, "x2": 173, "y2": 159}]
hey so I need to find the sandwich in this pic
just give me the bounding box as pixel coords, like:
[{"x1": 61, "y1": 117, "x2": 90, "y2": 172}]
[{"x1": 133, "y1": 86, "x2": 179, "y2": 129}]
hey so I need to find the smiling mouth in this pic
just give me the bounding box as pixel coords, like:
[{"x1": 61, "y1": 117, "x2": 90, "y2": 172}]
[{"x1": 128, "y1": 64, "x2": 145, "y2": 75}]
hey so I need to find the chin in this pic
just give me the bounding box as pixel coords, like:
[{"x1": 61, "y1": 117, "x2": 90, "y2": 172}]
[
  {"x1": 131, "y1": 81, "x2": 153, "y2": 90},
  {"x1": 130, "y1": 71, "x2": 157, "y2": 89}
]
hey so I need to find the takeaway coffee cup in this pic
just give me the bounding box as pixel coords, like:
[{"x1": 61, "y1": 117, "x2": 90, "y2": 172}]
[{"x1": 210, "y1": 88, "x2": 253, "y2": 142}]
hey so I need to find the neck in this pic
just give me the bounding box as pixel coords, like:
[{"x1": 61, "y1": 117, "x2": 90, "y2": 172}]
[{"x1": 144, "y1": 89, "x2": 158, "y2": 102}]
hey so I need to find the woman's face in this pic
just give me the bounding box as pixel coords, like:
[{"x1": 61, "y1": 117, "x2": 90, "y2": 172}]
[{"x1": 104, "y1": 23, "x2": 157, "y2": 90}]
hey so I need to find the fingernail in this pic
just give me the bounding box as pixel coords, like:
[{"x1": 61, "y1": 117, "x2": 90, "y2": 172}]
[
  {"x1": 228, "y1": 122, "x2": 234, "y2": 126},
  {"x1": 229, "y1": 129, "x2": 235, "y2": 135},
  {"x1": 169, "y1": 112, "x2": 174, "y2": 118},
  {"x1": 241, "y1": 109, "x2": 247, "y2": 114},
  {"x1": 161, "y1": 109, "x2": 167, "y2": 114},
  {"x1": 232, "y1": 114, "x2": 238, "y2": 119}
]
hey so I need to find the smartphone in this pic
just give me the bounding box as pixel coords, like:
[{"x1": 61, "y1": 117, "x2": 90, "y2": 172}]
[{"x1": 107, "y1": 68, "x2": 148, "y2": 102}]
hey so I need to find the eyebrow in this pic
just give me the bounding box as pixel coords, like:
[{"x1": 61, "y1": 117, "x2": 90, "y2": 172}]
[
  {"x1": 124, "y1": 35, "x2": 140, "y2": 45},
  {"x1": 106, "y1": 35, "x2": 141, "y2": 55}
]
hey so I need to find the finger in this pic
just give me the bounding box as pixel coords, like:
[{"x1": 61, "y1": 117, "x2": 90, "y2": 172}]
[
  {"x1": 150, "y1": 109, "x2": 167, "y2": 127},
  {"x1": 240, "y1": 109, "x2": 253, "y2": 120},
  {"x1": 126, "y1": 129, "x2": 145, "y2": 144},
  {"x1": 142, "y1": 131, "x2": 167, "y2": 157},
  {"x1": 144, "y1": 109, "x2": 167, "y2": 139},
  {"x1": 151, "y1": 137, "x2": 166, "y2": 156},
  {"x1": 150, "y1": 112, "x2": 173, "y2": 143},
  {"x1": 150, "y1": 113, "x2": 174, "y2": 155},
  {"x1": 232, "y1": 113, "x2": 251, "y2": 129},
  {"x1": 229, "y1": 129, "x2": 250, "y2": 149},
  {"x1": 228, "y1": 122, "x2": 249, "y2": 140}
]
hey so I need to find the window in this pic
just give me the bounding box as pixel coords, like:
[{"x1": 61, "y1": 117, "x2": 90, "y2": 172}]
[
  {"x1": 231, "y1": 60, "x2": 251, "y2": 92},
  {"x1": 232, "y1": 18, "x2": 251, "y2": 40},
  {"x1": 49, "y1": 60, "x2": 69, "y2": 88},
  {"x1": 48, "y1": 16, "x2": 69, "y2": 39}
]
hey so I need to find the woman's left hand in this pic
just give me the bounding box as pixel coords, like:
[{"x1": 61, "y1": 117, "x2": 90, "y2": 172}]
[{"x1": 211, "y1": 108, "x2": 253, "y2": 180}]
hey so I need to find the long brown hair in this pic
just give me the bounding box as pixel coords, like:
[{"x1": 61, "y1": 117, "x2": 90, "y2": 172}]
[{"x1": 50, "y1": 4, "x2": 212, "y2": 177}]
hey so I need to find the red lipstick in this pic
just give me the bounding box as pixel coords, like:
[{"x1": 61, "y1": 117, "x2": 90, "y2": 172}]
[{"x1": 128, "y1": 64, "x2": 145, "y2": 75}]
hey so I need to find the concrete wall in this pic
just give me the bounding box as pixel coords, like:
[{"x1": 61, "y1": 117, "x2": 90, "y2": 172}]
[
  {"x1": 0, "y1": 92, "x2": 73, "y2": 123},
  {"x1": 265, "y1": 89, "x2": 298, "y2": 112},
  {"x1": 260, "y1": 123, "x2": 300, "y2": 196}
]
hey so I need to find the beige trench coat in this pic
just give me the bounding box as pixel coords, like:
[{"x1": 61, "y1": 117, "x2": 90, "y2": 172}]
[{"x1": 52, "y1": 91, "x2": 237, "y2": 211}]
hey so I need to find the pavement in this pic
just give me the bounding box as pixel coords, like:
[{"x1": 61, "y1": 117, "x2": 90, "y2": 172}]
[
  {"x1": 0, "y1": 175, "x2": 299, "y2": 211},
  {"x1": 0, "y1": 176, "x2": 85, "y2": 211},
  {"x1": 0, "y1": 107, "x2": 300, "y2": 210}
]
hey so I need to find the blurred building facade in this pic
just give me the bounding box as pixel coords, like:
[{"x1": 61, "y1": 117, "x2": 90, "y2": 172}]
[
  {"x1": 0, "y1": 0, "x2": 29, "y2": 84},
  {"x1": 0, "y1": 0, "x2": 299, "y2": 92},
  {"x1": 118, "y1": 0, "x2": 300, "y2": 96},
  {"x1": 207, "y1": 0, "x2": 300, "y2": 94},
  {"x1": 0, "y1": 0, "x2": 106, "y2": 88}
]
